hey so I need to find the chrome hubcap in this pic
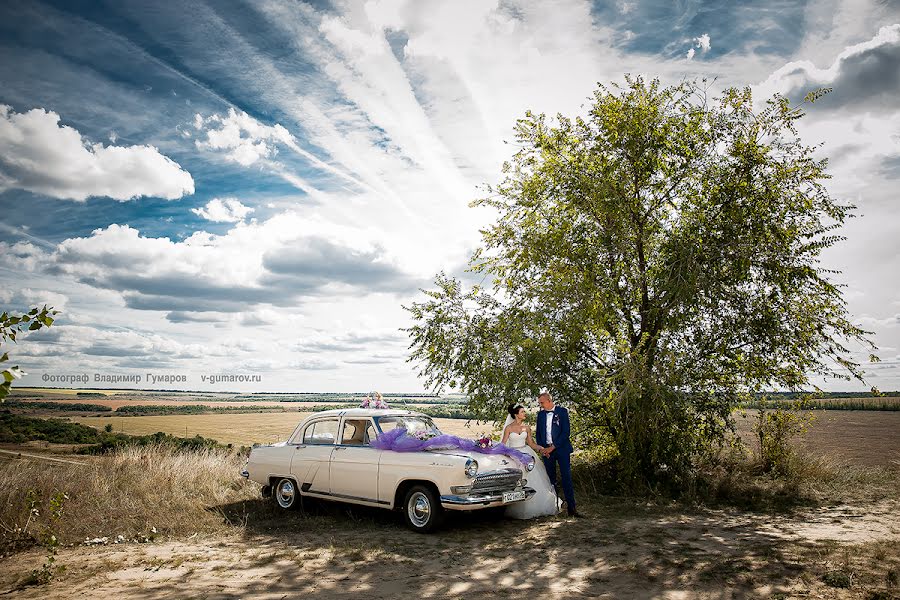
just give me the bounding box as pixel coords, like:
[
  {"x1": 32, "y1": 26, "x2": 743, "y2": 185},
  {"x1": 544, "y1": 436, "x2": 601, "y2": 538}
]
[
  {"x1": 277, "y1": 480, "x2": 295, "y2": 507},
  {"x1": 408, "y1": 492, "x2": 431, "y2": 527}
]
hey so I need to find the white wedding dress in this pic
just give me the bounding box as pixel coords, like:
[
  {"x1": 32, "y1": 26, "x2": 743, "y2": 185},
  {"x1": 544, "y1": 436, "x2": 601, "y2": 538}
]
[{"x1": 504, "y1": 429, "x2": 561, "y2": 519}]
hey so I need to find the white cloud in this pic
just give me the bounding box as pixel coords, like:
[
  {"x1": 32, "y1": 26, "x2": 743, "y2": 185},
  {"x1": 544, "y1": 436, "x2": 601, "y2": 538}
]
[
  {"x1": 191, "y1": 198, "x2": 254, "y2": 223},
  {"x1": 694, "y1": 33, "x2": 711, "y2": 52},
  {"x1": 757, "y1": 24, "x2": 900, "y2": 107},
  {"x1": 0, "y1": 287, "x2": 67, "y2": 311},
  {"x1": 194, "y1": 107, "x2": 369, "y2": 197},
  {"x1": 7, "y1": 211, "x2": 425, "y2": 315},
  {"x1": 0, "y1": 105, "x2": 194, "y2": 201},
  {"x1": 194, "y1": 107, "x2": 292, "y2": 167},
  {"x1": 686, "y1": 33, "x2": 710, "y2": 59}
]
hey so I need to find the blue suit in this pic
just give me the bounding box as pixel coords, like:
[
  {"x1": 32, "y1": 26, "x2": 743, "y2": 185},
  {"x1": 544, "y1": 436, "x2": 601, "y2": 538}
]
[{"x1": 535, "y1": 406, "x2": 576, "y2": 513}]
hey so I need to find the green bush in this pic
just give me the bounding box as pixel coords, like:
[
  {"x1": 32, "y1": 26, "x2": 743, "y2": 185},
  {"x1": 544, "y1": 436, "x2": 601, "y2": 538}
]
[
  {"x1": 5, "y1": 401, "x2": 112, "y2": 412},
  {"x1": 753, "y1": 407, "x2": 811, "y2": 476},
  {"x1": 0, "y1": 413, "x2": 102, "y2": 444}
]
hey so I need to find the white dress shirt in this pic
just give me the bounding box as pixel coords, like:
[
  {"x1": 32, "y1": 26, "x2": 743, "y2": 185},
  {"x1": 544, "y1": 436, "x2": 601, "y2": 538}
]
[{"x1": 544, "y1": 407, "x2": 554, "y2": 445}]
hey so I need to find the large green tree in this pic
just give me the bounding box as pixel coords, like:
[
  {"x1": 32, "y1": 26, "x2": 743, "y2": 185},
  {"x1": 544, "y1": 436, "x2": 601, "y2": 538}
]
[{"x1": 406, "y1": 77, "x2": 872, "y2": 489}]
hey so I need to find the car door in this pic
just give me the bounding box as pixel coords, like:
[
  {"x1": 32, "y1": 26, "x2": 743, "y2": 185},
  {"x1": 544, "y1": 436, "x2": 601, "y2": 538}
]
[
  {"x1": 329, "y1": 417, "x2": 382, "y2": 503},
  {"x1": 289, "y1": 416, "x2": 339, "y2": 494}
]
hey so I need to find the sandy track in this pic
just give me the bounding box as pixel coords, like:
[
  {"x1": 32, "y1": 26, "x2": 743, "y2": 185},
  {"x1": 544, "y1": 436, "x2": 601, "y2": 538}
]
[{"x1": 2, "y1": 499, "x2": 898, "y2": 599}]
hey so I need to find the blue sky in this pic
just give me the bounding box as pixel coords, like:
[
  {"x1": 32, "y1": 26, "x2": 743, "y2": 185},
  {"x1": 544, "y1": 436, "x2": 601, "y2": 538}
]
[{"x1": 1, "y1": 0, "x2": 899, "y2": 392}]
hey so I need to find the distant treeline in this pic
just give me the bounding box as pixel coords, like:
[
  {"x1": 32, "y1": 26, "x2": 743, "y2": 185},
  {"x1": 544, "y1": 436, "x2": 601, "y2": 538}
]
[
  {"x1": 0, "y1": 412, "x2": 223, "y2": 453},
  {"x1": 274, "y1": 397, "x2": 467, "y2": 405},
  {"x1": 739, "y1": 397, "x2": 900, "y2": 411},
  {"x1": 305, "y1": 403, "x2": 479, "y2": 420},
  {"x1": 756, "y1": 391, "x2": 900, "y2": 399},
  {"x1": 5, "y1": 401, "x2": 112, "y2": 412},
  {"x1": 115, "y1": 404, "x2": 286, "y2": 416}
]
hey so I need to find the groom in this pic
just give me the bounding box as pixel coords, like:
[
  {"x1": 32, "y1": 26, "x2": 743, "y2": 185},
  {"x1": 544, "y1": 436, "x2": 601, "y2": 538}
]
[{"x1": 535, "y1": 391, "x2": 579, "y2": 517}]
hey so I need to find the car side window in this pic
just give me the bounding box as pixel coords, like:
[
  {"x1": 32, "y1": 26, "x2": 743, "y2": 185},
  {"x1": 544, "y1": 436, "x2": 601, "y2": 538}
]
[
  {"x1": 303, "y1": 419, "x2": 338, "y2": 445},
  {"x1": 377, "y1": 417, "x2": 399, "y2": 433},
  {"x1": 340, "y1": 419, "x2": 375, "y2": 446}
]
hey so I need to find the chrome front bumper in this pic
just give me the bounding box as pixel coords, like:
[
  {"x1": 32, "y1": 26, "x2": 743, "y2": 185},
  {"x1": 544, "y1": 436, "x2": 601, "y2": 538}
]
[{"x1": 440, "y1": 487, "x2": 536, "y2": 510}]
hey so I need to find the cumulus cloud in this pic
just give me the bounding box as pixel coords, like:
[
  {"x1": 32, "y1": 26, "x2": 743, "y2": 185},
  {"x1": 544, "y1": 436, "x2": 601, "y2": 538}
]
[
  {"x1": 14, "y1": 323, "x2": 210, "y2": 363},
  {"x1": 191, "y1": 198, "x2": 254, "y2": 223},
  {"x1": 695, "y1": 33, "x2": 711, "y2": 52},
  {"x1": 262, "y1": 236, "x2": 424, "y2": 293},
  {"x1": 194, "y1": 107, "x2": 293, "y2": 167},
  {"x1": 0, "y1": 287, "x2": 68, "y2": 312},
  {"x1": 757, "y1": 24, "x2": 900, "y2": 111},
  {"x1": 0, "y1": 105, "x2": 194, "y2": 201},
  {"x1": 293, "y1": 330, "x2": 408, "y2": 353},
  {"x1": 686, "y1": 33, "x2": 710, "y2": 59},
  {"x1": 6, "y1": 213, "x2": 423, "y2": 316},
  {"x1": 193, "y1": 107, "x2": 368, "y2": 196}
]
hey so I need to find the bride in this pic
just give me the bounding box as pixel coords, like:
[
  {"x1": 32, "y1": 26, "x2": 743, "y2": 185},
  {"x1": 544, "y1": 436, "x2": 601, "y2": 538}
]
[{"x1": 501, "y1": 403, "x2": 561, "y2": 519}]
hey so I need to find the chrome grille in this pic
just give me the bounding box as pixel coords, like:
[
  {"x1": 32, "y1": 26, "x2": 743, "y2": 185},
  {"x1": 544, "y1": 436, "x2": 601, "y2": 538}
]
[{"x1": 471, "y1": 468, "x2": 522, "y2": 493}]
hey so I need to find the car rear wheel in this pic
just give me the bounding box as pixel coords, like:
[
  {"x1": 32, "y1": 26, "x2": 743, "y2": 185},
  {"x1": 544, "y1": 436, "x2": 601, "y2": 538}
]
[
  {"x1": 274, "y1": 478, "x2": 299, "y2": 510},
  {"x1": 403, "y1": 485, "x2": 442, "y2": 533}
]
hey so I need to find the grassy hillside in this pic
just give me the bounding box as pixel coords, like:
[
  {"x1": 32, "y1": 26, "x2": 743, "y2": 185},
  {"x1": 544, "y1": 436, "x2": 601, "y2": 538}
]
[{"x1": 0, "y1": 413, "x2": 224, "y2": 453}]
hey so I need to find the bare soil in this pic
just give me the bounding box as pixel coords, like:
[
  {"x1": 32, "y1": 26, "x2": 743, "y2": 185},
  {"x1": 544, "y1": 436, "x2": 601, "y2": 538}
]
[
  {"x1": 733, "y1": 411, "x2": 900, "y2": 468},
  {"x1": 1, "y1": 495, "x2": 898, "y2": 599}
]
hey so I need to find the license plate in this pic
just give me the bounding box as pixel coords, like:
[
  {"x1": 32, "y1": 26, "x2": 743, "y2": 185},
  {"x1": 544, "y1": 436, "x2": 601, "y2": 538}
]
[{"x1": 502, "y1": 490, "x2": 526, "y2": 503}]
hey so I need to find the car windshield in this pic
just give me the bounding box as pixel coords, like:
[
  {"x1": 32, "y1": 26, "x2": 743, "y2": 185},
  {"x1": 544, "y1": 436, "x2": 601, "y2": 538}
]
[{"x1": 375, "y1": 415, "x2": 440, "y2": 435}]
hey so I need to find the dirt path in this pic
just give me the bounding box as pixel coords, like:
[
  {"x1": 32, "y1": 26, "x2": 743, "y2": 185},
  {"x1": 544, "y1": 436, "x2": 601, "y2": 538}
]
[
  {"x1": 0, "y1": 449, "x2": 90, "y2": 467},
  {"x1": 2, "y1": 499, "x2": 898, "y2": 599}
]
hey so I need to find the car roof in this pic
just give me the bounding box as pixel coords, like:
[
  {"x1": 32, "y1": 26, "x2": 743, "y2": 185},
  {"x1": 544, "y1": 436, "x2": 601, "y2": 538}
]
[{"x1": 308, "y1": 408, "x2": 422, "y2": 419}]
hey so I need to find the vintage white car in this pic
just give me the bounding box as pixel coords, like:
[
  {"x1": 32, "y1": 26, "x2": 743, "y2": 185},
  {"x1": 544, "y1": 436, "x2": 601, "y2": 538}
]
[{"x1": 242, "y1": 408, "x2": 536, "y2": 532}]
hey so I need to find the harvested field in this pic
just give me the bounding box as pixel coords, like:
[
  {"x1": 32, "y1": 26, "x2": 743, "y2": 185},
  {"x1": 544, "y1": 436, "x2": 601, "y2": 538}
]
[
  {"x1": 733, "y1": 410, "x2": 900, "y2": 468},
  {"x1": 67, "y1": 410, "x2": 900, "y2": 467},
  {"x1": 70, "y1": 413, "x2": 492, "y2": 446}
]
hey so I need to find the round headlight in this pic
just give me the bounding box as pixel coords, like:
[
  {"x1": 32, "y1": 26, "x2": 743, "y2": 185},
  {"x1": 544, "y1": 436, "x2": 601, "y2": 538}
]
[
  {"x1": 465, "y1": 458, "x2": 478, "y2": 478},
  {"x1": 526, "y1": 461, "x2": 535, "y2": 472}
]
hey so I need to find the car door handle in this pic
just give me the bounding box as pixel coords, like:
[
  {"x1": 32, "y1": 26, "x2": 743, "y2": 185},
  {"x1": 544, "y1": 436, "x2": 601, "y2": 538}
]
[
  {"x1": 295, "y1": 445, "x2": 307, "y2": 450},
  {"x1": 334, "y1": 446, "x2": 347, "y2": 451}
]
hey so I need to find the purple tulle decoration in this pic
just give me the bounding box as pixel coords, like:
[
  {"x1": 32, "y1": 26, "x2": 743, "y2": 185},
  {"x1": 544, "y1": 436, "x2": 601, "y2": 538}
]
[{"x1": 370, "y1": 427, "x2": 534, "y2": 468}]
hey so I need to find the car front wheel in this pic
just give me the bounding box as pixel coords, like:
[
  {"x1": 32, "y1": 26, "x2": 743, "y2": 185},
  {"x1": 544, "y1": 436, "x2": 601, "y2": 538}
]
[
  {"x1": 403, "y1": 485, "x2": 443, "y2": 533},
  {"x1": 274, "y1": 478, "x2": 299, "y2": 510}
]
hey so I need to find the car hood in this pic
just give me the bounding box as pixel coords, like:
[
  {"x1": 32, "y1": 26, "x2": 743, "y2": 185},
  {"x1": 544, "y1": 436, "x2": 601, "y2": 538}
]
[{"x1": 427, "y1": 449, "x2": 529, "y2": 473}]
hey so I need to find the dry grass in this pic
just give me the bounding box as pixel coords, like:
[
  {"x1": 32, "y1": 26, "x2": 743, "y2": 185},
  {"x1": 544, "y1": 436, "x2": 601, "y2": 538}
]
[
  {"x1": 0, "y1": 444, "x2": 258, "y2": 552},
  {"x1": 685, "y1": 445, "x2": 900, "y2": 511}
]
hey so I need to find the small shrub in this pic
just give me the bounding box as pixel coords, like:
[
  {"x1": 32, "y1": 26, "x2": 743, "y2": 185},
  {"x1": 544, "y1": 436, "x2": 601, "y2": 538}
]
[
  {"x1": 753, "y1": 406, "x2": 812, "y2": 476},
  {"x1": 823, "y1": 569, "x2": 853, "y2": 588},
  {"x1": 12, "y1": 489, "x2": 68, "y2": 585}
]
